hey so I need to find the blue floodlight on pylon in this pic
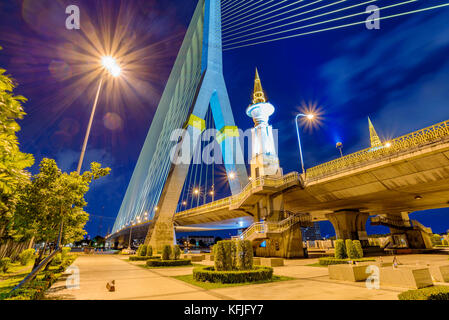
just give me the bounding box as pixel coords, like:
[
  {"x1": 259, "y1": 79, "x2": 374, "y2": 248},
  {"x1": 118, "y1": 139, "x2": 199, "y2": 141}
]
[{"x1": 111, "y1": 0, "x2": 249, "y2": 250}]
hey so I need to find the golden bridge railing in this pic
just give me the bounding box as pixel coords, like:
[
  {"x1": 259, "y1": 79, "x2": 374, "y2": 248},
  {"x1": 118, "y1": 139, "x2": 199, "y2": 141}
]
[
  {"x1": 306, "y1": 119, "x2": 449, "y2": 180},
  {"x1": 176, "y1": 172, "x2": 300, "y2": 217}
]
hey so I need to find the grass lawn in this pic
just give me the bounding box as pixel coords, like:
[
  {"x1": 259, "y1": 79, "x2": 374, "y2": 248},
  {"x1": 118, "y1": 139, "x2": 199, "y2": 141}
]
[
  {"x1": 306, "y1": 263, "x2": 327, "y2": 268},
  {"x1": 0, "y1": 261, "x2": 36, "y2": 299},
  {"x1": 173, "y1": 274, "x2": 296, "y2": 290},
  {"x1": 0, "y1": 255, "x2": 77, "y2": 300}
]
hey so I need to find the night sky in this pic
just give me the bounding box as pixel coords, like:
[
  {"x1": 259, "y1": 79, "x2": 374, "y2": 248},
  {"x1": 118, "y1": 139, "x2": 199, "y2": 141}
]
[{"x1": 1, "y1": 0, "x2": 449, "y2": 239}]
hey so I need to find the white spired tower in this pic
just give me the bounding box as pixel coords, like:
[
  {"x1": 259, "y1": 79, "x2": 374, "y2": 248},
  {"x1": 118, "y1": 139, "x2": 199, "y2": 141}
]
[{"x1": 246, "y1": 69, "x2": 283, "y2": 179}]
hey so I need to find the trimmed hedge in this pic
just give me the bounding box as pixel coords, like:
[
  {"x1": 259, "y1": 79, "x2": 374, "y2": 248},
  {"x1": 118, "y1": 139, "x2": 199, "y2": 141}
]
[
  {"x1": 335, "y1": 239, "x2": 346, "y2": 259},
  {"x1": 162, "y1": 245, "x2": 172, "y2": 260},
  {"x1": 129, "y1": 255, "x2": 161, "y2": 261},
  {"x1": 193, "y1": 265, "x2": 273, "y2": 284},
  {"x1": 353, "y1": 240, "x2": 364, "y2": 258},
  {"x1": 318, "y1": 257, "x2": 375, "y2": 266},
  {"x1": 398, "y1": 286, "x2": 449, "y2": 300},
  {"x1": 146, "y1": 259, "x2": 192, "y2": 267},
  {"x1": 137, "y1": 244, "x2": 147, "y2": 257},
  {"x1": 236, "y1": 240, "x2": 253, "y2": 270},
  {"x1": 173, "y1": 245, "x2": 181, "y2": 260},
  {"x1": 345, "y1": 239, "x2": 360, "y2": 259}
]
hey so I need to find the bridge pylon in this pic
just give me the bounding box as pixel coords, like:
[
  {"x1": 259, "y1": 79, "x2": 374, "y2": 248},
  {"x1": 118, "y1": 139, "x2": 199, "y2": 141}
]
[{"x1": 111, "y1": 0, "x2": 249, "y2": 251}]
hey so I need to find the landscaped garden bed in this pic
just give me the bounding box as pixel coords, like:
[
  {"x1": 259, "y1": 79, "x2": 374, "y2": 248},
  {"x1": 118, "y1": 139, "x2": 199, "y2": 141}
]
[
  {"x1": 193, "y1": 265, "x2": 273, "y2": 283},
  {"x1": 318, "y1": 239, "x2": 375, "y2": 266},
  {"x1": 398, "y1": 285, "x2": 449, "y2": 300},
  {"x1": 192, "y1": 239, "x2": 274, "y2": 284},
  {"x1": 0, "y1": 248, "x2": 77, "y2": 300},
  {"x1": 318, "y1": 257, "x2": 375, "y2": 266},
  {"x1": 146, "y1": 259, "x2": 191, "y2": 267},
  {"x1": 129, "y1": 256, "x2": 160, "y2": 261}
]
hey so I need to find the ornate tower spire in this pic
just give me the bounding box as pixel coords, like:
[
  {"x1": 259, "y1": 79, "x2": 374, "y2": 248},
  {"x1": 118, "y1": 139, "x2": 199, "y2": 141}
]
[
  {"x1": 368, "y1": 117, "x2": 382, "y2": 148},
  {"x1": 252, "y1": 68, "x2": 267, "y2": 104}
]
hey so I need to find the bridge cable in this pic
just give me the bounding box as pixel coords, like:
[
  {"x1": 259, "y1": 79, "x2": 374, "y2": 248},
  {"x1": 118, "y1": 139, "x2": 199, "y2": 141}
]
[
  {"x1": 222, "y1": 0, "x2": 277, "y2": 26},
  {"x1": 222, "y1": 0, "x2": 287, "y2": 27},
  {"x1": 224, "y1": 0, "x2": 376, "y2": 41},
  {"x1": 221, "y1": 0, "x2": 239, "y2": 10},
  {"x1": 222, "y1": 0, "x2": 258, "y2": 17},
  {"x1": 224, "y1": 2, "x2": 449, "y2": 51},
  {"x1": 222, "y1": 0, "x2": 312, "y2": 36},
  {"x1": 224, "y1": 0, "x2": 417, "y2": 48},
  {"x1": 224, "y1": 0, "x2": 348, "y2": 43}
]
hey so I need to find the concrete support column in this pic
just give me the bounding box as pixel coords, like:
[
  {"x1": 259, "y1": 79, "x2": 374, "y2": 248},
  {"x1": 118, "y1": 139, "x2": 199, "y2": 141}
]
[
  {"x1": 326, "y1": 210, "x2": 369, "y2": 241},
  {"x1": 282, "y1": 222, "x2": 305, "y2": 258}
]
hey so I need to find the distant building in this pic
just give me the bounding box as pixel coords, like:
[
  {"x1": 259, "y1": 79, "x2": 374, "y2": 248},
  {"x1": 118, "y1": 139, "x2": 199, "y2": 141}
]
[
  {"x1": 185, "y1": 236, "x2": 215, "y2": 246},
  {"x1": 302, "y1": 223, "x2": 322, "y2": 241}
]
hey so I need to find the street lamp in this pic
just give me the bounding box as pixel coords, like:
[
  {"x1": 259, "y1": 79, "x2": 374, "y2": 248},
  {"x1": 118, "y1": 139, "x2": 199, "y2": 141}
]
[
  {"x1": 336, "y1": 142, "x2": 343, "y2": 158},
  {"x1": 76, "y1": 56, "x2": 121, "y2": 174},
  {"x1": 295, "y1": 113, "x2": 315, "y2": 175}
]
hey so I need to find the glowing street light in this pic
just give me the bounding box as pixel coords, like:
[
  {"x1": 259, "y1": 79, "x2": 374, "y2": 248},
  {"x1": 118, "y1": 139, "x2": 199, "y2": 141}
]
[
  {"x1": 193, "y1": 188, "x2": 200, "y2": 196},
  {"x1": 76, "y1": 56, "x2": 122, "y2": 173},
  {"x1": 102, "y1": 56, "x2": 121, "y2": 77},
  {"x1": 295, "y1": 113, "x2": 316, "y2": 175},
  {"x1": 336, "y1": 142, "x2": 344, "y2": 158}
]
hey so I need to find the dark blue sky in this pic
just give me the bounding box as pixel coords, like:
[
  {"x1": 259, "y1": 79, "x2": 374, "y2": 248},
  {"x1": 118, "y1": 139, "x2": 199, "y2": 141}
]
[{"x1": 1, "y1": 0, "x2": 449, "y2": 238}]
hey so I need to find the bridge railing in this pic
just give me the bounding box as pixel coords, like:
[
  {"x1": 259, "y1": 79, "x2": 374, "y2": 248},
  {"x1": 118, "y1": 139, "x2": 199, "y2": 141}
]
[
  {"x1": 176, "y1": 172, "x2": 300, "y2": 216},
  {"x1": 306, "y1": 119, "x2": 449, "y2": 180}
]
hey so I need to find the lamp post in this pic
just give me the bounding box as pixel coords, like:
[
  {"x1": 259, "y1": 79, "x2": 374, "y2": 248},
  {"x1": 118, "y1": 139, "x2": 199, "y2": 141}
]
[
  {"x1": 336, "y1": 142, "x2": 343, "y2": 158},
  {"x1": 295, "y1": 113, "x2": 315, "y2": 175},
  {"x1": 76, "y1": 56, "x2": 121, "y2": 174}
]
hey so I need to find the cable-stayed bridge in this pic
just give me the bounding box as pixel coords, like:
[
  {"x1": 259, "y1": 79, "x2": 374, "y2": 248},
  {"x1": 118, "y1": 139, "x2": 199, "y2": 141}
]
[{"x1": 108, "y1": 0, "x2": 449, "y2": 257}]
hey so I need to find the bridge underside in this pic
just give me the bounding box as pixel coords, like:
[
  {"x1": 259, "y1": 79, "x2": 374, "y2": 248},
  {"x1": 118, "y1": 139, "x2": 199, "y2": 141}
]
[{"x1": 284, "y1": 137, "x2": 449, "y2": 220}]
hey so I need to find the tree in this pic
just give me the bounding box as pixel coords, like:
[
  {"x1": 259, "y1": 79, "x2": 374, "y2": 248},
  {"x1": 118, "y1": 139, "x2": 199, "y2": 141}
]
[
  {"x1": 0, "y1": 57, "x2": 34, "y2": 241},
  {"x1": 15, "y1": 158, "x2": 110, "y2": 265}
]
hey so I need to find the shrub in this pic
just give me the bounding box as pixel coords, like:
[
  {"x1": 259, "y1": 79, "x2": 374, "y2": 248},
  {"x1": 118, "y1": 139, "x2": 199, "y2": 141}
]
[
  {"x1": 335, "y1": 239, "x2": 347, "y2": 259},
  {"x1": 398, "y1": 286, "x2": 449, "y2": 300},
  {"x1": 193, "y1": 266, "x2": 273, "y2": 284},
  {"x1": 318, "y1": 257, "x2": 375, "y2": 266},
  {"x1": 345, "y1": 239, "x2": 359, "y2": 259},
  {"x1": 51, "y1": 253, "x2": 62, "y2": 266},
  {"x1": 61, "y1": 247, "x2": 71, "y2": 259},
  {"x1": 18, "y1": 249, "x2": 35, "y2": 266},
  {"x1": 162, "y1": 245, "x2": 172, "y2": 260},
  {"x1": 129, "y1": 256, "x2": 160, "y2": 261},
  {"x1": 353, "y1": 240, "x2": 364, "y2": 258},
  {"x1": 137, "y1": 244, "x2": 147, "y2": 257},
  {"x1": 146, "y1": 245, "x2": 153, "y2": 257},
  {"x1": 173, "y1": 245, "x2": 181, "y2": 260},
  {"x1": 146, "y1": 259, "x2": 191, "y2": 267},
  {"x1": 442, "y1": 239, "x2": 449, "y2": 246},
  {"x1": 236, "y1": 240, "x2": 253, "y2": 270},
  {"x1": 214, "y1": 240, "x2": 236, "y2": 271},
  {"x1": 0, "y1": 257, "x2": 11, "y2": 273}
]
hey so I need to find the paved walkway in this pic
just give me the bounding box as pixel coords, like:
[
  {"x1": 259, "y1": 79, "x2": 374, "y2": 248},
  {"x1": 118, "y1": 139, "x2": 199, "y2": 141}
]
[{"x1": 47, "y1": 254, "x2": 449, "y2": 300}]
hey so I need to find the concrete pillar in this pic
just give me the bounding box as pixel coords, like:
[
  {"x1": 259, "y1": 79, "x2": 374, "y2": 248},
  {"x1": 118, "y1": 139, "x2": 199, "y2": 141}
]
[
  {"x1": 282, "y1": 222, "x2": 304, "y2": 258},
  {"x1": 326, "y1": 210, "x2": 369, "y2": 241}
]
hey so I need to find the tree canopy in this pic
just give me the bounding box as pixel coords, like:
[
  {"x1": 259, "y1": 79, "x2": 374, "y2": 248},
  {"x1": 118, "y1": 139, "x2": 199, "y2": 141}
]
[
  {"x1": 15, "y1": 159, "x2": 111, "y2": 245},
  {"x1": 0, "y1": 55, "x2": 34, "y2": 240}
]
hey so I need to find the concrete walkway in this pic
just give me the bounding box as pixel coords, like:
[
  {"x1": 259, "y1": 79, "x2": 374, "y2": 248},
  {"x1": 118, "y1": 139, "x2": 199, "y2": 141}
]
[
  {"x1": 47, "y1": 254, "x2": 449, "y2": 300},
  {"x1": 47, "y1": 255, "x2": 229, "y2": 300}
]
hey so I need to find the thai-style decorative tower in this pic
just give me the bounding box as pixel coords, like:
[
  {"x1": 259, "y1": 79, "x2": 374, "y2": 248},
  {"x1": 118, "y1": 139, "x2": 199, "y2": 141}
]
[
  {"x1": 368, "y1": 117, "x2": 382, "y2": 148},
  {"x1": 246, "y1": 69, "x2": 283, "y2": 179}
]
